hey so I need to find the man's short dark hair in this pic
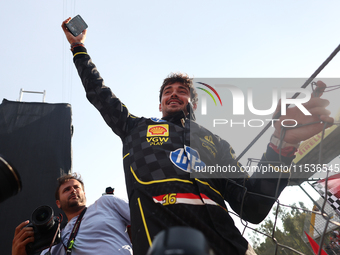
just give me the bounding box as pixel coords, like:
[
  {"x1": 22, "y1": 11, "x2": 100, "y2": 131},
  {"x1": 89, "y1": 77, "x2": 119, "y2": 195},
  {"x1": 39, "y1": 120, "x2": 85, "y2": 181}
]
[
  {"x1": 159, "y1": 73, "x2": 198, "y2": 106},
  {"x1": 55, "y1": 173, "x2": 85, "y2": 200}
]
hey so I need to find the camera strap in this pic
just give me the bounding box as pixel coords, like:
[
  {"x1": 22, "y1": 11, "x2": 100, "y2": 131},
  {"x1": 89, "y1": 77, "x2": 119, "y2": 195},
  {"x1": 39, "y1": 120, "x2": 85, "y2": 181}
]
[
  {"x1": 44, "y1": 214, "x2": 63, "y2": 255},
  {"x1": 65, "y1": 207, "x2": 87, "y2": 255}
]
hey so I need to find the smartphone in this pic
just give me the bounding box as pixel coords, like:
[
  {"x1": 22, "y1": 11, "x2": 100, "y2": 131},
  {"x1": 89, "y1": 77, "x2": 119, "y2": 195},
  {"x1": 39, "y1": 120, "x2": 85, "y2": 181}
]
[{"x1": 66, "y1": 15, "x2": 88, "y2": 37}]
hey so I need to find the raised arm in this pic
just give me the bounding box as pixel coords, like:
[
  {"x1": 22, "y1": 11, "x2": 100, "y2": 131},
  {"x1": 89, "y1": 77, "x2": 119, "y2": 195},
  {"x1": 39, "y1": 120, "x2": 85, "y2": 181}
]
[
  {"x1": 61, "y1": 18, "x2": 139, "y2": 139},
  {"x1": 224, "y1": 81, "x2": 334, "y2": 223}
]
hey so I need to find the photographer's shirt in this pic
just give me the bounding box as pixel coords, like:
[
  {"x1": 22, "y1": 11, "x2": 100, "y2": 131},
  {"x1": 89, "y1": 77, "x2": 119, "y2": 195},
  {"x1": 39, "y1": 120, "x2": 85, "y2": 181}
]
[{"x1": 41, "y1": 195, "x2": 132, "y2": 255}]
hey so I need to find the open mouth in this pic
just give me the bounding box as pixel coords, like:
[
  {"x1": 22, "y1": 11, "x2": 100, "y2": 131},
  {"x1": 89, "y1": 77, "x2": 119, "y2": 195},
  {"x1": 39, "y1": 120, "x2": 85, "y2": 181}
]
[{"x1": 167, "y1": 100, "x2": 182, "y2": 105}]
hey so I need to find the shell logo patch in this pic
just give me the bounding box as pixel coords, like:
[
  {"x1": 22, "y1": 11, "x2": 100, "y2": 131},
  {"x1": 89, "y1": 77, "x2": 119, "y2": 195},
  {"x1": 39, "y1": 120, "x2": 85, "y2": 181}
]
[{"x1": 147, "y1": 124, "x2": 169, "y2": 137}]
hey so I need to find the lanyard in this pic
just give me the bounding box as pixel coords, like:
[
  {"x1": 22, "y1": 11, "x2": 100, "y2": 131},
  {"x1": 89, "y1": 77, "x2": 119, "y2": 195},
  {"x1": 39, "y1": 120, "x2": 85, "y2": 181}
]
[{"x1": 65, "y1": 207, "x2": 87, "y2": 255}]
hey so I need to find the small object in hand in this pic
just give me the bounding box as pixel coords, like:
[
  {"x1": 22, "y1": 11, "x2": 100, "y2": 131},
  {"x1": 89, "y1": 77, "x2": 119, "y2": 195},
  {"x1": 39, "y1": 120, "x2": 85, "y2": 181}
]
[{"x1": 66, "y1": 15, "x2": 88, "y2": 37}]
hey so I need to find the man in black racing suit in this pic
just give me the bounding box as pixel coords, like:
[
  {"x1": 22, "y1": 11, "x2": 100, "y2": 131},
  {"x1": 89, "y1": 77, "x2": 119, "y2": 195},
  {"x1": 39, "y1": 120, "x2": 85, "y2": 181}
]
[{"x1": 62, "y1": 18, "x2": 334, "y2": 255}]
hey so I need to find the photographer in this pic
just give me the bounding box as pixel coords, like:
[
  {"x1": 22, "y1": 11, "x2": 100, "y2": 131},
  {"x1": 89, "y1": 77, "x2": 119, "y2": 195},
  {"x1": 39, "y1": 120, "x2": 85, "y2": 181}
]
[{"x1": 12, "y1": 173, "x2": 132, "y2": 255}]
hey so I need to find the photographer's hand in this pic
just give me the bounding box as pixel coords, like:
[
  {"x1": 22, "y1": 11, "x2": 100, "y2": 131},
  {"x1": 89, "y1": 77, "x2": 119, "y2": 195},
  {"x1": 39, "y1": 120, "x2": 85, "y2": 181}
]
[
  {"x1": 12, "y1": 221, "x2": 34, "y2": 255},
  {"x1": 61, "y1": 17, "x2": 87, "y2": 45}
]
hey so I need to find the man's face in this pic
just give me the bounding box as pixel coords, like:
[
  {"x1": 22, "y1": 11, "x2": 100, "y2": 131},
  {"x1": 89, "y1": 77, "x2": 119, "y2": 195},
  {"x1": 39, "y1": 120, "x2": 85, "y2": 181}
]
[
  {"x1": 159, "y1": 82, "x2": 192, "y2": 117},
  {"x1": 56, "y1": 179, "x2": 86, "y2": 211}
]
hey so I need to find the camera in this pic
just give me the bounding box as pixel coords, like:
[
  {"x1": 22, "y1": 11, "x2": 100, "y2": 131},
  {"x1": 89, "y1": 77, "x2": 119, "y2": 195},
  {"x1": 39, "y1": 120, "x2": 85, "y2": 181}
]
[
  {"x1": 25, "y1": 205, "x2": 61, "y2": 255},
  {"x1": 146, "y1": 226, "x2": 214, "y2": 255},
  {"x1": 0, "y1": 154, "x2": 22, "y2": 203}
]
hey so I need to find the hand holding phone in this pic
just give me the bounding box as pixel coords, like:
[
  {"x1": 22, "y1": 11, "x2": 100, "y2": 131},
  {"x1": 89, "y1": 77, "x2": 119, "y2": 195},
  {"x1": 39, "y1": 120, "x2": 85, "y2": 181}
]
[{"x1": 65, "y1": 15, "x2": 88, "y2": 37}]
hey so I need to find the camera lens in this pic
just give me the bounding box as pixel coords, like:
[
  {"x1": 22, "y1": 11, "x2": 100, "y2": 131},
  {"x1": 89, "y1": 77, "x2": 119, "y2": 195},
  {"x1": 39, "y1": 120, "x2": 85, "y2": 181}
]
[
  {"x1": 0, "y1": 154, "x2": 22, "y2": 203},
  {"x1": 36, "y1": 208, "x2": 50, "y2": 222},
  {"x1": 32, "y1": 205, "x2": 55, "y2": 232}
]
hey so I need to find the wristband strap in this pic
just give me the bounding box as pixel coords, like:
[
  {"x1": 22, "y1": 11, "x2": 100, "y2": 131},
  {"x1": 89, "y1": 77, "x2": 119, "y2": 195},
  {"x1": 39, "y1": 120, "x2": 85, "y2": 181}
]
[
  {"x1": 270, "y1": 135, "x2": 300, "y2": 149},
  {"x1": 70, "y1": 43, "x2": 85, "y2": 51}
]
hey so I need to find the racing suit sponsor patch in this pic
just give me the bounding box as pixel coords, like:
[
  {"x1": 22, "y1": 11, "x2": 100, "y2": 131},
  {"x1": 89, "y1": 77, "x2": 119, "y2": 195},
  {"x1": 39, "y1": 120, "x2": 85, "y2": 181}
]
[
  {"x1": 199, "y1": 136, "x2": 217, "y2": 158},
  {"x1": 146, "y1": 124, "x2": 169, "y2": 145},
  {"x1": 169, "y1": 145, "x2": 206, "y2": 173},
  {"x1": 147, "y1": 124, "x2": 169, "y2": 136}
]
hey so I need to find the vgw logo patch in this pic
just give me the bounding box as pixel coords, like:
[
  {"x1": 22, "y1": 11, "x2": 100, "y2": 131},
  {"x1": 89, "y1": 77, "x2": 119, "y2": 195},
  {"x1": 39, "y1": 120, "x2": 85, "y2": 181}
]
[
  {"x1": 170, "y1": 145, "x2": 206, "y2": 173},
  {"x1": 146, "y1": 124, "x2": 169, "y2": 146}
]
